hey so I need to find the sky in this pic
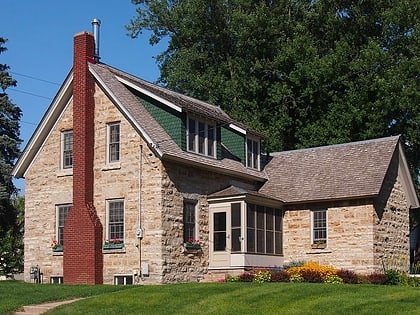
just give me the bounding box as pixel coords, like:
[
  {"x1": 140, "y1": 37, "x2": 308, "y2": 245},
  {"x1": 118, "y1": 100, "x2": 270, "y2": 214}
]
[{"x1": 2, "y1": 1, "x2": 167, "y2": 193}]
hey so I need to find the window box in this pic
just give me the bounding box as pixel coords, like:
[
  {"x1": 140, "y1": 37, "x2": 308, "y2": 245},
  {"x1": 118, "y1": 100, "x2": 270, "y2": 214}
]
[
  {"x1": 103, "y1": 242, "x2": 124, "y2": 250},
  {"x1": 311, "y1": 241, "x2": 327, "y2": 249},
  {"x1": 184, "y1": 242, "x2": 201, "y2": 250},
  {"x1": 52, "y1": 245, "x2": 63, "y2": 252}
]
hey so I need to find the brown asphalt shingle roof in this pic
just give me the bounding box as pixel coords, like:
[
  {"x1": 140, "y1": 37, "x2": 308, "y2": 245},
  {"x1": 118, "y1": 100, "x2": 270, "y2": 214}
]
[
  {"x1": 89, "y1": 63, "x2": 267, "y2": 181},
  {"x1": 259, "y1": 136, "x2": 400, "y2": 203}
]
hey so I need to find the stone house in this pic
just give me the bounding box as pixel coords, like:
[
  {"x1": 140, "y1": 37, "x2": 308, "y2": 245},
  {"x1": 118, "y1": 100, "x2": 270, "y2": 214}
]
[{"x1": 12, "y1": 30, "x2": 419, "y2": 284}]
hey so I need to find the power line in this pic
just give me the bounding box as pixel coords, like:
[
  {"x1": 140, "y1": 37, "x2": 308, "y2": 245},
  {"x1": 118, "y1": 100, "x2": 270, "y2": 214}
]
[
  {"x1": 10, "y1": 71, "x2": 60, "y2": 86},
  {"x1": 9, "y1": 88, "x2": 53, "y2": 100}
]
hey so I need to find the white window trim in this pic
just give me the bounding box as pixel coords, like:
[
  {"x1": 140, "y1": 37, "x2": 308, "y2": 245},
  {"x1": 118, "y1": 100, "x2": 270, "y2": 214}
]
[
  {"x1": 246, "y1": 136, "x2": 260, "y2": 170},
  {"x1": 311, "y1": 209, "x2": 328, "y2": 244},
  {"x1": 186, "y1": 116, "x2": 216, "y2": 158},
  {"x1": 106, "y1": 122, "x2": 121, "y2": 164},
  {"x1": 106, "y1": 199, "x2": 125, "y2": 242},
  {"x1": 61, "y1": 130, "x2": 73, "y2": 170}
]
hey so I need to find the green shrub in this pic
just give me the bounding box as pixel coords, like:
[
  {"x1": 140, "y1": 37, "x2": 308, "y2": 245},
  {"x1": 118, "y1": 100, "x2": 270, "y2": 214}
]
[
  {"x1": 289, "y1": 274, "x2": 304, "y2": 283},
  {"x1": 225, "y1": 275, "x2": 240, "y2": 282},
  {"x1": 283, "y1": 261, "x2": 305, "y2": 270},
  {"x1": 323, "y1": 275, "x2": 344, "y2": 284},
  {"x1": 253, "y1": 270, "x2": 271, "y2": 283}
]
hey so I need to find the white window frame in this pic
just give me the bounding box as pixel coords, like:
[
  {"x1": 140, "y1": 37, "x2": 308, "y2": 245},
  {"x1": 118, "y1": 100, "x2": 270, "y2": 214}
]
[
  {"x1": 246, "y1": 137, "x2": 260, "y2": 170},
  {"x1": 56, "y1": 204, "x2": 72, "y2": 246},
  {"x1": 114, "y1": 274, "x2": 133, "y2": 285},
  {"x1": 311, "y1": 209, "x2": 328, "y2": 244},
  {"x1": 186, "y1": 116, "x2": 216, "y2": 158},
  {"x1": 106, "y1": 199, "x2": 125, "y2": 242},
  {"x1": 183, "y1": 200, "x2": 198, "y2": 242},
  {"x1": 107, "y1": 122, "x2": 120, "y2": 163},
  {"x1": 61, "y1": 130, "x2": 73, "y2": 169}
]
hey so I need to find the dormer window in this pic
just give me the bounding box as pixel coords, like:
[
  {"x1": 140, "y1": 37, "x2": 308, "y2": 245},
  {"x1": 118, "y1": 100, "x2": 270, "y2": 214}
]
[
  {"x1": 187, "y1": 116, "x2": 216, "y2": 158},
  {"x1": 246, "y1": 137, "x2": 260, "y2": 170}
]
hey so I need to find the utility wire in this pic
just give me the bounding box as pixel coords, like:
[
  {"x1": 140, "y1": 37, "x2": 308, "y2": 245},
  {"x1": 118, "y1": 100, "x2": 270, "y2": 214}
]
[
  {"x1": 10, "y1": 71, "x2": 60, "y2": 86},
  {"x1": 9, "y1": 88, "x2": 53, "y2": 100}
]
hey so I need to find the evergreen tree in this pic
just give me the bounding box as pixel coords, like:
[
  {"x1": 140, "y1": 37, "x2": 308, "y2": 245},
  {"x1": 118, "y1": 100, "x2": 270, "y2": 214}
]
[
  {"x1": 0, "y1": 37, "x2": 22, "y2": 273},
  {"x1": 127, "y1": 0, "x2": 420, "y2": 185}
]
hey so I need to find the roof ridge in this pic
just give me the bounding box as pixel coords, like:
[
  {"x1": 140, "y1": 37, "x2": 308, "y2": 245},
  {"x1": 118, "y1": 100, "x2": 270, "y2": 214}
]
[{"x1": 270, "y1": 135, "x2": 400, "y2": 156}]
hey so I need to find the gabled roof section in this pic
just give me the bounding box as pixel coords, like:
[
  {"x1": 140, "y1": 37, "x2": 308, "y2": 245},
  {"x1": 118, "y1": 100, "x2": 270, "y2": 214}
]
[
  {"x1": 208, "y1": 185, "x2": 283, "y2": 206},
  {"x1": 89, "y1": 63, "x2": 267, "y2": 182},
  {"x1": 100, "y1": 63, "x2": 264, "y2": 138},
  {"x1": 259, "y1": 136, "x2": 416, "y2": 204}
]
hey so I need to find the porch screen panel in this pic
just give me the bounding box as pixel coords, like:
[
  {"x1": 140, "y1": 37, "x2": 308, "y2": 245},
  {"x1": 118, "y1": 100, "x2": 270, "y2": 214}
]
[
  {"x1": 213, "y1": 212, "x2": 226, "y2": 251},
  {"x1": 246, "y1": 204, "x2": 256, "y2": 252},
  {"x1": 275, "y1": 210, "x2": 283, "y2": 254},
  {"x1": 256, "y1": 205, "x2": 265, "y2": 253},
  {"x1": 231, "y1": 203, "x2": 241, "y2": 252}
]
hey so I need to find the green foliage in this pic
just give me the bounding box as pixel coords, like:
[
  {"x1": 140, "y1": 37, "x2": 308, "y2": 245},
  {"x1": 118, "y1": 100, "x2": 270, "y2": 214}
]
[
  {"x1": 253, "y1": 270, "x2": 271, "y2": 283},
  {"x1": 127, "y1": 0, "x2": 420, "y2": 187},
  {"x1": 323, "y1": 275, "x2": 344, "y2": 284},
  {"x1": 0, "y1": 38, "x2": 23, "y2": 277}
]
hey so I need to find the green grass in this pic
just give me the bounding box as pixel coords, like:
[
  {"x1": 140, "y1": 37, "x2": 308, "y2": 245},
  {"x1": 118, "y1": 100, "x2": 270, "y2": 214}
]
[
  {"x1": 0, "y1": 281, "x2": 131, "y2": 315},
  {"x1": 2, "y1": 281, "x2": 420, "y2": 315}
]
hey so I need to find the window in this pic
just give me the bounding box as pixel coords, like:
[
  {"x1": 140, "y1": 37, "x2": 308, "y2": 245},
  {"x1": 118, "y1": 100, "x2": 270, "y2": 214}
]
[
  {"x1": 231, "y1": 203, "x2": 241, "y2": 252},
  {"x1": 213, "y1": 212, "x2": 226, "y2": 251},
  {"x1": 312, "y1": 209, "x2": 327, "y2": 244},
  {"x1": 246, "y1": 137, "x2": 260, "y2": 170},
  {"x1": 114, "y1": 275, "x2": 133, "y2": 285},
  {"x1": 56, "y1": 204, "x2": 71, "y2": 246},
  {"x1": 107, "y1": 200, "x2": 124, "y2": 242},
  {"x1": 187, "y1": 116, "x2": 216, "y2": 158},
  {"x1": 61, "y1": 131, "x2": 73, "y2": 169},
  {"x1": 183, "y1": 201, "x2": 197, "y2": 242},
  {"x1": 107, "y1": 123, "x2": 120, "y2": 163},
  {"x1": 50, "y1": 276, "x2": 64, "y2": 284},
  {"x1": 246, "y1": 204, "x2": 282, "y2": 255}
]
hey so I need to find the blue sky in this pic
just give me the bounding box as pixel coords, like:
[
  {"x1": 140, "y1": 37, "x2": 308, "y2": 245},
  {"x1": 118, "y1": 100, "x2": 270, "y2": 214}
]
[{"x1": 2, "y1": 1, "x2": 166, "y2": 192}]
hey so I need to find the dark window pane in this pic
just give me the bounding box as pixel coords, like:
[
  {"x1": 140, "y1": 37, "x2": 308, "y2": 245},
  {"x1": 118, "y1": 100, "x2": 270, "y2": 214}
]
[
  {"x1": 247, "y1": 204, "x2": 255, "y2": 228},
  {"x1": 266, "y1": 231, "x2": 274, "y2": 254},
  {"x1": 183, "y1": 201, "x2": 196, "y2": 242},
  {"x1": 257, "y1": 206, "x2": 264, "y2": 229},
  {"x1": 257, "y1": 230, "x2": 264, "y2": 253},
  {"x1": 231, "y1": 203, "x2": 241, "y2": 227},
  {"x1": 232, "y1": 228, "x2": 241, "y2": 252},
  {"x1": 266, "y1": 207, "x2": 274, "y2": 230},
  {"x1": 247, "y1": 228, "x2": 255, "y2": 252},
  {"x1": 214, "y1": 212, "x2": 226, "y2": 251},
  {"x1": 275, "y1": 232, "x2": 282, "y2": 254}
]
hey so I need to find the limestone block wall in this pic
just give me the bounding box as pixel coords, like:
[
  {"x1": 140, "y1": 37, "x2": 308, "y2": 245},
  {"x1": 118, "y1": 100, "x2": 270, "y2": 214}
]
[
  {"x1": 283, "y1": 200, "x2": 377, "y2": 274},
  {"x1": 23, "y1": 100, "x2": 74, "y2": 283},
  {"x1": 373, "y1": 174, "x2": 410, "y2": 272},
  {"x1": 160, "y1": 163, "x2": 255, "y2": 283},
  {"x1": 92, "y1": 85, "x2": 165, "y2": 284}
]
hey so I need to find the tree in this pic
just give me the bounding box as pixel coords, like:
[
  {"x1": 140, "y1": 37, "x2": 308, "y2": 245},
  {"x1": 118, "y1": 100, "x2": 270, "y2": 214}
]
[
  {"x1": 0, "y1": 37, "x2": 22, "y2": 276},
  {"x1": 127, "y1": 0, "x2": 420, "y2": 186}
]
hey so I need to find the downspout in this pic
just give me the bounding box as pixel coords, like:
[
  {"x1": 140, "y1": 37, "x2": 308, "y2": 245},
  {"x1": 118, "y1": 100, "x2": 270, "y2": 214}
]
[{"x1": 136, "y1": 145, "x2": 144, "y2": 282}]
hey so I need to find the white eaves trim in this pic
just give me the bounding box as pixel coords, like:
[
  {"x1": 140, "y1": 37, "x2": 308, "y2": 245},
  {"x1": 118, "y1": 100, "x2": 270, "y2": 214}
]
[
  {"x1": 229, "y1": 123, "x2": 246, "y2": 135},
  {"x1": 89, "y1": 66, "x2": 163, "y2": 157},
  {"x1": 115, "y1": 75, "x2": 183, "y2": 113},
  {"x1": 12, "y1": 73, "x2": 74, "y2": 178}
]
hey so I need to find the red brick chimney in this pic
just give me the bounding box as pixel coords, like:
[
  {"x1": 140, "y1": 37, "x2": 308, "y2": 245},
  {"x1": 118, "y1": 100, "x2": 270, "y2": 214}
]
[{"x1": 63, "y1": 31, "x2": 103, "y2": 284}]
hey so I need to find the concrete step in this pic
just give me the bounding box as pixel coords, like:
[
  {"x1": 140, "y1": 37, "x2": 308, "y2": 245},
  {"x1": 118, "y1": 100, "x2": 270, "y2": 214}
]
[{"x1": 14, "y1": 299, "x2": 82, "y2": 315}]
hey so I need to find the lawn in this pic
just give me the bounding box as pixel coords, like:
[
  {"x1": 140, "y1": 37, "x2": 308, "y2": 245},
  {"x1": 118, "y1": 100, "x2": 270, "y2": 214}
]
[{"x1": 2, "y1": 281, "x2": 420, "y2": 315}]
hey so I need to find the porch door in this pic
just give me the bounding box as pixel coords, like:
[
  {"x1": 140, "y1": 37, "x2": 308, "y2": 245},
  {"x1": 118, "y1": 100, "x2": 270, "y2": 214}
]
[{"x1": 209, "y1": 205, "x2": 231, "y2": 268}]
